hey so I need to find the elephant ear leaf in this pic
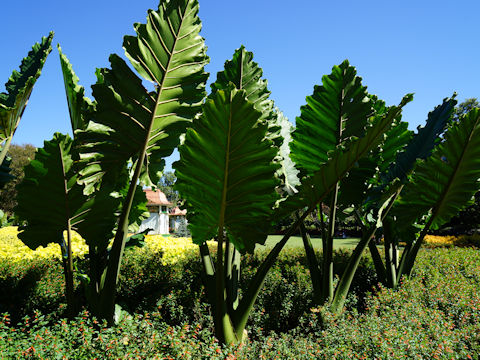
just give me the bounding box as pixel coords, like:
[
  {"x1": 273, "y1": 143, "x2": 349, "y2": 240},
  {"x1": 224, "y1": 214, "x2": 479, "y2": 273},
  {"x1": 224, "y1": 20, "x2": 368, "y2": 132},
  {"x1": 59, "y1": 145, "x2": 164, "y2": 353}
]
[
  {"x1": 369, "y1": 95, "x2": 413, "y2": 177},
  {"x1": 376, "y1": 118, "x2": 412, "y2": 176},
  {"x1": 57, "y1": 48, "x2": 134, "y2": 250},
  {"x1": 212, "y1": 46, "x2": 281, "y2": 147},
  {"x1": 279, "y1": 94, "x2": 413, "y2": 218},
  {"x1": 393, "y1": 108, "x2": 480, "y2": 230},
  {"x1": 276, "y1": 110, "x2": 300, "y2": 195},
  {"x1": 290, "y1": 60, "x2": 373, "y2": 175},
  {"x1": 0, "y1": 32, "x2": 53, "y2": 163},
  {"x1": 15, "y1": 133, "x2": 89, "y2": 249},
  {"x1": 212, "y1": 47, "x2": 273, "y2": 115},
  {"x1": 337, "y1": 96, "x2": 407, "y2": 210},
  {"x1": 337, "y1": 157, "x2": 377, "y2": 208},
  {"x1": 365, "y1": 95, "x2": 457, "y2": 212},
  {"x1": 174, "y1": 86, "x2": 280, "y2": 253},
  {"x1": 58, "y1": 45, "x2": 95, "y2": 133},
  {"x1": 78, "y1": 0, "x2": 209, "y2": 192},
  {"x1": 383, "y1": 95, "x2": 457, "y2": 185},
  {"x1": 73, "y1": 172, "x2": 148, "y2": 251}
]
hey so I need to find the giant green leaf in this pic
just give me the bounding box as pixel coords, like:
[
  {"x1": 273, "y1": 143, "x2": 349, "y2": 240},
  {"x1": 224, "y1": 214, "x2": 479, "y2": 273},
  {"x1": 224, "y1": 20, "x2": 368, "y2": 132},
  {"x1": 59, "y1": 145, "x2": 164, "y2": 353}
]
[
  {"x1": 335, "y1": 96, "x2": 394, "y2": 209},
  {"x1": 364, "y1": 96, "x2": 456, "y2": 212},
  {"x1": 0, "y1": 32, "x2": 53, "y2": 164},
  {"x1": 57, "y1": 50, "x2": 148, "y2": 249},
  {"x1": 276, "y1": 110, "x2": 300, "y2": 195},
  {"x1": 174, "y1": 86, "x2": 280, "y2": 253},
  {"x1": 58, "y1": 45, "x2": 95, "y2": 133},
  {"x1": 279, "y1": 94, "x2": 413, "y2": 217},
  {"x1": 383, "y1": 96, "x2": 457, "y2": 185},
  {"x1": 393, "y1": 108, "x2": 480, "y2": 229},
  {"x1": 290, "y1": 60, "x2": 374, "y2": 175},
  {"x1": 73, "y1": 172, "x2": 148, "y2": 251},
  {"x1": 212, "y1": 46, "x2": 272, "y2": 115},
  {"x1": 78, "y1": 0, "x2": 209, "y2": 192},
  {"x1": 369, "y1": 95, "x2": 413, "y2": 177},
  {"x1": 15, "y1": 133, "x2": 90, "y2": 249},
  {"x1": 378, "y1": 122, "x2": 412, "y2": 176},
  {"x1": 337, "y1": 157, "x2": 377, "y2": 209},
  {"x1": 336, "y1": 95, "x2": 409, "y2": 210},
  {"x1": 211, "y1": 46, "x2": 281, "y2": 142}
]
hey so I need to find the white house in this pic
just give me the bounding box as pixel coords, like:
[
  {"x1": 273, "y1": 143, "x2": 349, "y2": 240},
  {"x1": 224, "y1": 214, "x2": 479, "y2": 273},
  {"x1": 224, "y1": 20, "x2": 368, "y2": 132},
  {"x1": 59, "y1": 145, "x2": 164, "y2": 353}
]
[
  {"x1": 138, "y1": 189, "x2": 188, "y2": 235},
  {"x1": 138, "y1": 188, "x2": 172, "y2": 235}
]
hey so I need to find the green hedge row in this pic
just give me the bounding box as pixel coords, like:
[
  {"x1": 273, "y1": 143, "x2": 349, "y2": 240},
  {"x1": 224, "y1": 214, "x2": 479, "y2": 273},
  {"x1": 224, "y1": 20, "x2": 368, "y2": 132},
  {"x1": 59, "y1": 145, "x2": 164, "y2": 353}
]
[{"x1": 0, "y1": 247, "x2": 377, "y2": 333}]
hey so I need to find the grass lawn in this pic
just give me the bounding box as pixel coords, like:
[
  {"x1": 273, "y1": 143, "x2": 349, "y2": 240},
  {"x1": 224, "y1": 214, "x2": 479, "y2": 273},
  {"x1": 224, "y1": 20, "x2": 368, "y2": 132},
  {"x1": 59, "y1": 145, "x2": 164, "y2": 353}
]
[{"x1": 261, "y1": 235, "x2": 360, "y2": 250}]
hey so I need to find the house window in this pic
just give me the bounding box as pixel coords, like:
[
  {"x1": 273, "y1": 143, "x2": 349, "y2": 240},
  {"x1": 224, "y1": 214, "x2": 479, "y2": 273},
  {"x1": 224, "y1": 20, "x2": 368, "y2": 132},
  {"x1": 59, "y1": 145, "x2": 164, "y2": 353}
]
[
  {"x1": 161, "y1": 205, "x2": 167, "y2": 213},
  {"x1": 147, "y1": 206, "x2": 157, "y2": 213}
]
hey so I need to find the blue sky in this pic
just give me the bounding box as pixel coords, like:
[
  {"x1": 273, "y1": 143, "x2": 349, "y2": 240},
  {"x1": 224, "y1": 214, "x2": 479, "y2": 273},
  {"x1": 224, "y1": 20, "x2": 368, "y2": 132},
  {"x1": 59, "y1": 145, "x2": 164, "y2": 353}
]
[{"x1": 2, "y1": 0, "x2": 479, "y2": 169}]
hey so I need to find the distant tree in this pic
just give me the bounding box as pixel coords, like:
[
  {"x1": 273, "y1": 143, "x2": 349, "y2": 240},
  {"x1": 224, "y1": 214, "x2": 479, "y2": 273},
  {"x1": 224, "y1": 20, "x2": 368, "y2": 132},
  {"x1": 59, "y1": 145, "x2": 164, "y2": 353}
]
[
  {"x1": 441, "y1": 192, "x2": 480, "y2": 234},
  {"x1": 174, "y1": 217, "x2": 190, "y2": 238},
  {"x1": 157, "y1": 171, "x2": 179, "y2": 204},
  {"x1": 453, "y1": 98, "x2": 479, "y2": 121},
  {"x1": 0, "y1": 144, "x2": 36, "y2": 215}
]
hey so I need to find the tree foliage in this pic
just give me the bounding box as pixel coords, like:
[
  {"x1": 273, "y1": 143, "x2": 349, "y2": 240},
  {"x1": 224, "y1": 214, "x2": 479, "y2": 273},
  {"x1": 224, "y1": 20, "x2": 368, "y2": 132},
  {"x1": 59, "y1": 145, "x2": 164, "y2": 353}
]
[
  {"x1": 0, "y1": 144, "x2": 36, "y2": 215},
  {"x1": 453, "y1": 98, "x2": 479, "y2": 120},
  {"x1": 157, "y1": 171, "x2": 179, "y2": 204}
]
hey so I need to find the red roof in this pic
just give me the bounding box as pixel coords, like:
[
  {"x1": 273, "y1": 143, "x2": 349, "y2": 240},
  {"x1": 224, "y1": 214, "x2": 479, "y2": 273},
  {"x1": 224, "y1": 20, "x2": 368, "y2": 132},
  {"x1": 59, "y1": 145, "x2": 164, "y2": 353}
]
[
  {"x1": 144, "y1": 188, "x2": 171, "y2": 206},
  {"x1": 169, "y1": 206, "x2": 187, "y2": 216}
]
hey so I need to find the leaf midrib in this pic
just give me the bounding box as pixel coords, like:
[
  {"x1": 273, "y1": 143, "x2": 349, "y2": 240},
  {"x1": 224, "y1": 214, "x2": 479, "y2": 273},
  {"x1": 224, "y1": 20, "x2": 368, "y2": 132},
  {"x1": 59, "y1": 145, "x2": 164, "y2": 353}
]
[
  {"x1": 142, "y1": 3, "x2": 189, "y2": 173},
  {"x1": 219, "y1": 92, "x2": 233, "y2": 231}
]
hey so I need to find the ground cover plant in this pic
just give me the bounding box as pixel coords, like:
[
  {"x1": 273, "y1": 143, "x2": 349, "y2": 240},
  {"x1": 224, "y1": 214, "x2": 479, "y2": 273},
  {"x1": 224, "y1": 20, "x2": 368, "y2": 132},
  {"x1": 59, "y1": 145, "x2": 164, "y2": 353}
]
[
  {"x1": 2, "y1": 0, "x2": 480, "y2": 353},
  {"x1": 0, "y1": 233, "x2": 479, "y2": 358}
]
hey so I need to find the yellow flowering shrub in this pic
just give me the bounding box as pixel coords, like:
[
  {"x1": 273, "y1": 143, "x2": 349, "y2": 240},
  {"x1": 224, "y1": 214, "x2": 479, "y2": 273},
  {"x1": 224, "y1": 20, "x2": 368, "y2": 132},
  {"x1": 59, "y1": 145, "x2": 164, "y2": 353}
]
[
  {"x1": 144, "y1": 235, "x2": 198, "y2": 265},
  {"x1": 364, "y1": 234, "x2": 480, "y2": 249},
  {"x1": 0, "y1": 227, "x2": 206, "y2": 264},
  {"x1": 0, "y1": 226, "x2": 89, "y2": 262},
  {"x1": 424, "y1": 234, "x2": 480, "y2": 248}
]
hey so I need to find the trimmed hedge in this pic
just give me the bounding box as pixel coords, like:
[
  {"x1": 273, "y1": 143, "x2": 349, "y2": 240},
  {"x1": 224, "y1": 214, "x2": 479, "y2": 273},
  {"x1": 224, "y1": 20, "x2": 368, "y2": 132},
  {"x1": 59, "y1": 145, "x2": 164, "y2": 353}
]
[{"x1": 0, "y1": 246, "x2": 377, "y2": 332}]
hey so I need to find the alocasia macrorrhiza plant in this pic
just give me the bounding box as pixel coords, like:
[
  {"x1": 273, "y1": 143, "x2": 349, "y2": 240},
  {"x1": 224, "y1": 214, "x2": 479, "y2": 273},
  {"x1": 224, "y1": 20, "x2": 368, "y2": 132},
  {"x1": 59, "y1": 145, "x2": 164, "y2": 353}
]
[
  {"x1": 288, "y1": 65, "x2": 460, "y2": 315},
  {"x1": 16, "y1": 0, "x2": 209, "y2": 324},
  {"x1": 292, "y1": 79, "x2": 480, "y2": 315},
  {"x1": 378, "y1": 106, "x2": 480, "y2": 288},
  {"x1": 289, "y1": 60, "x2": 380, "y2": 307},
  {"x1": 329, "y1": 94, "x2": 480, "y2": 294},
  {"x1": 75, "y1": 0, "x2": 209, "y2": 323},
  {"x1": 174, "y1": 45, "x2": 412, "y2": 343}
]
